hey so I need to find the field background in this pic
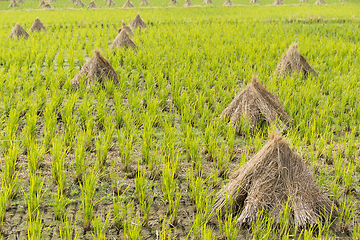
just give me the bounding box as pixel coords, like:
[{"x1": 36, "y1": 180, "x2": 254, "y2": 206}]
[{"x1": 0, "y1": 1, "x2": 360, "y2": 240}]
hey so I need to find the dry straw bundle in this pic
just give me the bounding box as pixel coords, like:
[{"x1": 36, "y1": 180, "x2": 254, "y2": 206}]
[
  {"x1": 107, "y1": 0, "x2": 116, "y2": 6},
  {"x1": 169, "y1": 0, "x2": 178, "y2": 4},
  {"x1": 9, "y1": 23, "x2": 29, "y2": 39},
  {"x1": 9, "y1": 0, "x2": 20, "y2": 7},
  {"x1": 274, "y1": 44, "x2": 318, "y2": 79},
  {"x1": 140, "y1": 0, "x2": 149, "y2": 5},
  {"x1": 223, "y1": 0, "x2": 233, "y2": 6},
  {"x1": 49, "y1": 0, "x2": 56, "y2": 3},
  {"x1": 212, "y1": 133, "x2": 337, "y2": 228},
  {"x1": 119, "y1": 20, "x2": 134, "y2": 37},
  {"x1": 315, "y1": 0, "x2": 326, "y2": 4},
  {"x1": 273, "y1": 0, "x2": 283, "y2": 5},
  {"x1": 71, "y1": 50, "x2": 119, "y2": 87},
  {"x1": 110, "y1": 29, "x2": 138, "y2": 50},
  {"x1": 183, "y1": 0, "x2": 193, "y2": 6},
  {"x1": 43, "y1": 2, "x2": 53, "y2": 8},
  {"x1": 87, "y1": 0, "x2": 98, "y2": 8},
  {"x1": 130, "y1": 14, "x2": 147, "y2": 29},
  {"x1": 220, "y1": 77, "x2": 291, "y2": 134},
  {"x1": 70, "y1": 0, "x2": 75, "y2": 3},
  {"x1": 300, "y1": 0, "x2": 308, "y2": 2},
  {"x1": 250, "y1": 0, "x2": 260, "y2": 3},
  {"x1": 203, "y1": 0, "x2": 212, "y2": 4},
  {"x1": 17, "y1": 0, "x2": 24, "y2": 4},
  {"x1": 122, "y1": 0, "x2": 135, "y2": 7},
  {"x1": 75, "y1": 0, "x2": 85, "y2": 6},
  {"x1": 38, "y1": 0, "x2": 46, "y2": 7},
  {"x1": 29, "y1": 18, "x2": 46, "y2": 32}
]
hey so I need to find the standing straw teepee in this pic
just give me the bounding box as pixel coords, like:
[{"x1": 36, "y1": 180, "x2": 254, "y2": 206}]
[
  {"x1": 300, "y1": 0, "x2": 308, "y2": 2},
  {"x1": 110, "y1": 29, "x2": 138, "y2": 50},
  {"x1": 38, "y1": 0, "x2": 46, "y2": 7},
  {"x1": 183, "y1": 0, "x2": 192, "y2": 6},
  {"x1": 29, "y1": 18, "x2": 46, "y2": 32},
  {"x1": 273, "y1": 0, "x2": 283, "y2": 5},
  {"x1": 43, "y1": 2, "x2": 53, "y2": 8},
  {"x1": 71, "y1": 50, "x2": 119, "y2": 87},
  {"x1": 87, "y1": 0, "x2": 98, "y2": 8},
  {"x1": 212, "y1": 133, "x2": 337, "y2": 228},
  {"x1": 315, "y1": 0, "x2": 326, "y2": 4},
  {"x1": 220, "y1": 77, "x2": 291, "y2": 134},
  {"x1": 250, "y1": 0, "x2": 259, "y2": 3},
  {"x1": 17, "y1": 0, "x2": 24, "y2": 4},
  {"x1": 169, "y1": 0, "x2": 178, "y2": 4},
  {"x1": 49, "y1": 0, "x2": 56, "y2": 3},
  {"x1": 274, "y1": 44, "x2": 318, "y2": 79},
  {"x1": 130, "y1": 14, "x2": 147, "y2": 29},
  {"x1": 223, "y1": 0, "x2": 233, "y2": 6},
  {"x1": 70, "y1": 0, "x2": 75, "y2": 3},
  {"x1": 203, "y1": 0, "x2": 212, "y2": 3},
  {"x1": 140, "y1": 0, "x2": 149, "y2": 5},
  {"x1": 9, "y1": 0, "x2": 20, "y2": 7},
  {"x1": 75, "y1": 0, "x2": 85, "y2": 5},
  {"x1": 122, "y1": 0, "x2": 135, "y2": 7},
  {"x1": 107, "y1": 0, "x2": 116, "y2": 6},
  {"x1": 119, "y1": 20, "x2": 134, "y2": 37},
  {"x1": 9, "y1": 23, "x2": 29, "y2": 39}
]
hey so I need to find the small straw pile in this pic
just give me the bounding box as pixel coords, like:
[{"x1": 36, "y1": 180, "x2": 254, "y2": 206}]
[
  {"x1": 75, "y1": 0, "x2": 85, "y2": 6},
  {"x1": 130, "y1": 14, "x2": 147, "y2": 29},
  {"x1": 250, "y1": 0, "x2": 259, "y2": 3},
  {"x1": 315, "y1": 0, "x2": 326, "y2": 4},
  {"x1": 9, "y1": 23, "x2": 29, "y2": 39},
  {"x1": 273, "y1": 0, "x2": 283, "y2": 5},
  {"x1": 43, "y1": 2, "x2": 53, "y2": 8},
  {"x1": 220, "y1": 77, "x2": 291, "y2": 134},
  {"x1": 9, "y1": 0, "x2": 20, "y2": 7},
  {"x1": 71, "y1": 50, "x2": 119, "y2": 87},
  {"x1": 223, "y1": 0, "x2": 233, "y2": 6},
  {"x1": 274, "y1": 44, "x2": 318, "y2": 79},
  {"x1": 110, "y1": 29, "x2": 138, "y2": 50},
  {"x1": 203, "y1": 0, "x2": 212, "y2": 3},
  {"x1": 87, "y1": 0, "x2": 98, "y2": 8},
  {"x1": 119, "y1": 20, "x2": 134, "y2": 37},
  {"x1": 140, "y1": 0, "x2": 149, "y2": 5},
  {"x1": 107, "y1": 0, "x2": 116, "y2": 6},
  {"x1": 212, "y1": 133, "x2": 337, "y2": 228},
  {"x1": 29, "y1": 18, "x2": 46, "y2": 32},
  {"x1": 169, "y1": 0, "x2": 178, "y2": 4},
  {"x1": 38, "y1": 0, "x2": 46, "y2": 7},
  {"x1": 122, "y1": 0, "x2": 135, "y2": 7},
  {"x1": 183, "y1": 0, "x2": 193, "y2": 6}
]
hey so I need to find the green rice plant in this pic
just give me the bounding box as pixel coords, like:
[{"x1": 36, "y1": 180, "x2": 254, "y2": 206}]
[
  {"x1": 53, "y1": 188, "x2": 70, "y2": 222},
  {"x1": 26, "y1": 173, "x2": 45, "y2": 221},
  {"x1": 225, "y1": 124, "x2": 236, "y2": 157},
  {"x1": 277, "y1": 200, "x2": 292, "y2": 237},
  {"x1": 2, "y1": 107, "x2": 20, "y2": 153},
  {"x1": 22, "y1": 104, "x2": 38, "y2": 153},
  {"x1": 59, "y1": 215, "x2": 79, "y2": 240},
  {"x1": 215, "y1": 142, "x2": 230, "y2": 177},
  {"x1": 123, "y1": 207, "x2": 142, "y2": 240},
  {"x1": 217, "y1": 213, "x2": 239, "y2": 240},
  {"x1": 141, "y1": 114, "x2": 155, "y2": 163},
  {"x1": 114, "y1": 92, "x2": 124, "y2": 128},
  {"x1": 135, "y1": 168, "x2": 153, "y2": 225},
  {"x1": 352, "y1": 219, "x2": 360, "y2": 240},
  {"x1": 2, "y1": 142, "x2": 19, "y2": 189},
  {"x1": 0, "y1": 183, "x2": 11, "y2": 231},
  {"x1": 28, "y1": 141, "x2": 45, "y2": 177},
  {"x1": 84, "y1": 116, "x2": 94, "y2": 151},
  {"x1": 344, "y1": 160, "x2": 355, "y2": 194},
  {"x1": 74, "y1": 132, "x2": 86, "y2": 184},
  {"x1": 112, "y1": 193, "x2": 130, "y2": 230},
  {"x1": 338, "y1": 196, "x2": 356, "y2": 234},
  {"x1": 250, "y1": 213, "x2": 274, "y2": 240},
  {"x1": 203, "y1": 123, "x2": 218, "y2": 161},
  {"x1": 27, "y1": 211, "x2": 44, "y2": 240},
  {"x1": 79, "y1": 95, "x2": 93, "y2": 129},
  {"x1": 96, "y1": 131, "x2": 112, "y2": 169},
  {"x1": 92, "y1": 210, "x2": 111, "y2": 240},
  {"x1": 97, "y1": 90, "x2": 107, "y2": 129},
  {"x1": 51, "y1": 137, "x2": 67, "y2": 189},
  {"x1": 79, "y1": 167, "x2": 99, "y2": 231},
  {"x1": 43, "y1": 102, "x2": 57, "y2": 150},
  {"x1": 161, "y1": 161, "x2": 181, "y2": 222}
]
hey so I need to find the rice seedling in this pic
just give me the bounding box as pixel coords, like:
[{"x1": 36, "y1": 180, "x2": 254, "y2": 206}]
[
  {"x1": 95, "y1": 131, "x2": 112, "y2": 169},
  {"x1": 92, "y1": 210, "x2": 111, "y2": 240},
  {"x1": 51, "y1": 137, "x2": 67, "y2": 188},
  {"x1": 338, "y1": 196, "x2": 356, "y2": 234},
  {"x1": 59, "y1": 215, "x2": 80, "y2": 240},
  {"x1": 135, "y1": 168, "x2": 153, "y2": 225},
  {"x1": 27, "y1": 211, "x2": 45, "y2": 240}
]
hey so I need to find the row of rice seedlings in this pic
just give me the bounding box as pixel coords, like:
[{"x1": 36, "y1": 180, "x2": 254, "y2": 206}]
[{"x1": 135, "y1": 168, "x2": 153, "y2": 225}]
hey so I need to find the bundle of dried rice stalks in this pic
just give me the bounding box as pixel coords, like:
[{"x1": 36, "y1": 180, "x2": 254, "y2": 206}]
[
  {"x1": 223, "y1": 0, "x2": 233, "y2": 6},
  {"x1": 220, "y1": 77, "x2": 290, "y2": 134},
  {"x1": 274, "y1": 44, "x2": 318, "y2": 79},
  {"x1": 87, "y1": 0, "x2": 98, "y2": 8},
  {"x1": 300, "y1": 0, "x2": 308, "y2": 2},
  {"x1": 140, "y1": 0, "x2": 149, "y2": 5},
  {"x1": 110, "y1": 29, "x2": 138, "y2": 50},
  {"x1": 9, "y1": 23, "x2": 29, "y2": 39},
  {"x1": 43, "y1": 2, "x2": 53, "y2": 8},
  {"x1": 29, "y1": 18, "x2": 46, "y2": 32},
  {"x1": 122, "y1": 0, "x2": 134, "y2": 7},
  {"x1": 315, "y1": 0, "x2": 326, "y2": 4},
  {"x1": 70, "y1": 0, "x2": 75, "y2": 3},
  {"x1": 71, "y1": 50, "x2": 119, "y2": 87},
  {"x1": 18, "y1": 0, "x2": 24, "y2": 4},
  {"x1": 38, "y1": 0, "x2": 45, "y2": 7},
  {"x1": 203, "y1": 0, "x2": 213, "y2": 4},
  {"x1": 250, "y1": 0, "x2": 260, "y2": 3},
  {"x1": 119, "y1": 20, "x2": 134, "y2": 37},
  {"x1": 169, "y1": 0, "x2": 178, "y2": 4},
  {"x1": 49, "y1": 0, "x2": 56, "y2": 3},
  {"x1": 183, "y1": 0, "x2": 192, "y2": 6},
  {"x1": 130, "y1": 14, "x2": 147, "y2": 29},
  {"x1": 272, "y1": 0, "x2": 283, "y2": 5},
  {"x1": 212, "y1": 133, "x2": 337, "y2": 228},
  {"x1": 75, "y1": 0, "x2": 84, "y2": 5},
  {"x1": 107, "y1": 0, "x2": 116, "y2": 6},
  {"x1": 9, "y1": 0, "x2": 19, "y2": 7}
]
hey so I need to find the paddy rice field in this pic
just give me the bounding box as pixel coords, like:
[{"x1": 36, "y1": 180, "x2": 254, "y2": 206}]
[{"x1": 0, "y1": 1, "x2": 360, "y2": 239}]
